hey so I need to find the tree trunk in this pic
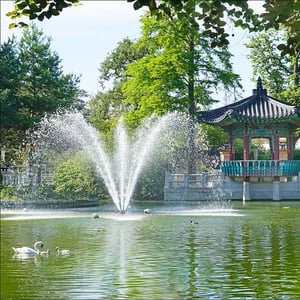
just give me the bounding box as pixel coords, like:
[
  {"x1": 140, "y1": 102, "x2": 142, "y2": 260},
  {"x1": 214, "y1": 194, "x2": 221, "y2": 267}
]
[{"x1": 187, "y1": 37, "x2": 197, "y2": 174}]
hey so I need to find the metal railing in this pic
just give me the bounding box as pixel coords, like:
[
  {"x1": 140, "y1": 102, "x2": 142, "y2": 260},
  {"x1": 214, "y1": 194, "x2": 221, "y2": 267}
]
[{"x1": 221, "y1": 160, "x2": 300, "y2": 177}]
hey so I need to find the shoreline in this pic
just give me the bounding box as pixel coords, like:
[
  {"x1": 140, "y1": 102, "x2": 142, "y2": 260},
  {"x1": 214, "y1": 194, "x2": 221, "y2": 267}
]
[{"x1": 0, "y1": 198, "x2": 100, "y2": 209}]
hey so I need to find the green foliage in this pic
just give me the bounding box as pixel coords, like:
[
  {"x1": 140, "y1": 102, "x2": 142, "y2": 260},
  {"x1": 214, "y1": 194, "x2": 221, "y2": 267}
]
[
  {"x1": 7, "y1": 0, "x2": 300, "y2": 56},
  {"x1": 52, "y1": 152, "x2": 105, "y2": 200},
  {"x1": 201, "y1": 124, "x2": 228, "y2": 149},
  {"x1": 277, "y1": 86, "x2": 300, "y2": 107},
  {"x1": 259, "y1": 0, "x2": 300, "y2": 57},
  {"x1": 134, "y1": 161, "x2": 169, "y2": 200},
  {"x1": 84, "y1": 90, "x2": 120, "y2": 146},
  {"x1": 233, "y1": 139, "x2": 273, "y2": 160},
  {"x1": 129, "y1": 0, "x2": 300, "y2": 56},
  {"x1": 0, "y1": 186, "x2": 19, "y2": 200},
  {"x1": 88, "y1": 6, "x2": 241, "y2": 175},
  {"x1": 18, "y1": 25, "x2": 81, "y2": 114},
  {"x1": 98, "y1": 38, "x2": 149, "y2": 87},
  {"x1": 294, "y1": 149, "x2": 300, "y2": 160},
  {"x1": 122, "y1": 11, "x2": 241, "y2": 126},
  {"x1": 0, "y1": 37, "x2": 25, "y2": 151},
  {"x1": 85, "y1": 38, "x2": 150, "y2": 135},
  {"x1": 247, "y1": 30, "x2": 292, "y2": 94},
  {"x1": 233, "y1": 139, "x2": 243, "y2": 160},
  {"x1": 253, "y1": 147, "x2": 272, "y2": 160},
  {"x1": 247, "y1": 29, "x2": 299, "y2": 105},
  {"x1": 7, "y1": 0, "x2": 80, "y2": 27},
  {"x1": 0, "y1": 25, "x2": 81, "y2": 164}
]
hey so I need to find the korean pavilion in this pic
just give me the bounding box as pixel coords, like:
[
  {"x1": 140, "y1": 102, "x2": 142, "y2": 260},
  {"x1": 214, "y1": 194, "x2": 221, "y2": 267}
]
[{"x1": 197, "y1": 77, "x2": 300, "y2": 201}]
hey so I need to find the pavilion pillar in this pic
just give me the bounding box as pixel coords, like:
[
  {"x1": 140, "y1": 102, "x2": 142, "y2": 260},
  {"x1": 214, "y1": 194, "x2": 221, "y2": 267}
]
[
  {"x1": 229, "y1": 135, "x2": 234, "y2": 161},
  {"x1": 243, "y1": 134, "x2": 250, "y2": 161},
  {"x1": 273, "y1": 133, "x2": 280, "y2": 161},
  {"x1": 288, "y1": 135, "x2": 294, "y2": 160},
  {"x1": 273, "y1": 133, "x2": 280, "y2": 200},
  {"x1": 243, "y1": 134, "x2": 250, "y2": 203}
]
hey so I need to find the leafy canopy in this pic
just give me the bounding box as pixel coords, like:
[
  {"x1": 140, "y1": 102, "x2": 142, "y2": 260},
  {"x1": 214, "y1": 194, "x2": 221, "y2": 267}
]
[
  {"x1": 122, "y1": 12, "x2": 241, "y2": 125},
  {"x1": 6, "y1": 0, "x2": 300, "y2": 56},
  {"x1": 247, "y1": 29, "x2": 300, "y2": 106}
]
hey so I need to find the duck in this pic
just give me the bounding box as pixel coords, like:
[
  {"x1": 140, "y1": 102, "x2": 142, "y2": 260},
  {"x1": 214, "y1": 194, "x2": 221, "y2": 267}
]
[
  {"x1": 56, "y1": 246, "x2": 70, "y2": 255},
  {"x1": 92, "y1": 213, "x2": 99, "y2": 219},
  {"x1": 190, "y1": 220, "x2": 199, "y2": 225},
  {"x1": 12, "y1": 241, "x2": 43, "y2": 255}
]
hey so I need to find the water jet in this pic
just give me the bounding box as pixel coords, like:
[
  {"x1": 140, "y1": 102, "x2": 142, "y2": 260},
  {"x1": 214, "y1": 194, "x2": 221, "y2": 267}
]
[{"x1": 33, "y1": 111, "x2": 185, "y2": 213}]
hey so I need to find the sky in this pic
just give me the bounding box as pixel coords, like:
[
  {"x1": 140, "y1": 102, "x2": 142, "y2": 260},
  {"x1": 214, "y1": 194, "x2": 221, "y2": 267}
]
[{"x1": 1, "y1": 0, "x2": 264, "y2": 105}]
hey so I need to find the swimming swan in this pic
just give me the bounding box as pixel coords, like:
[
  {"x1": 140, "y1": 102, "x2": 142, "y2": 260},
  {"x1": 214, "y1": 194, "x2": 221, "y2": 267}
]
[
  {"x1": 12, "y1": 241, "x2": 43, "y2": 255},
  {"x1": 56, "y1": 247, "x2": 70, "y2": 255}
]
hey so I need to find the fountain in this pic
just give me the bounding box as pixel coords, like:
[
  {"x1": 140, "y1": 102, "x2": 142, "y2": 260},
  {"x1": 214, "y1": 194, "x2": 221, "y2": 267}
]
[
  {"x1": 1, "y1": 110, "x2": 228, "y2": 211},
  {"x1": 33, "y1": 111, "x2": 185, "y2": 213}
]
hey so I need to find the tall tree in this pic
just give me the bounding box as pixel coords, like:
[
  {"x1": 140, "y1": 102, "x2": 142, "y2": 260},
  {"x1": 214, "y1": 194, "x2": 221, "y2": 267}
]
[
  {"x1": 18, "y1": 24, "x2": 80, "y2": 119},
  {"x1": 247, "y1": 29, "x2": 300, "y2": 106},
  {"x1": 85, "y1": 38, "x2": 150, "y2": 141},
  {"x1": 0, "y1": 37, "x2": 26, "y2": 163},
  {"x1": 122, "y1": 5, "x2": 241, "y2": 172},
  {"x1": 247, "y1": 30, "x2": 291, "y2": 94},
  {"x1": 0, "y1": 25, "x2": 81, "y2": 164}
]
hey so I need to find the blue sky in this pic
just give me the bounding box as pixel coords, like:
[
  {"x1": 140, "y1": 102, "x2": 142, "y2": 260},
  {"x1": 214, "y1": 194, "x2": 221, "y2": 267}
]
[{"x1": 1, "y1": 1, "x2": 264, "y2": 105}]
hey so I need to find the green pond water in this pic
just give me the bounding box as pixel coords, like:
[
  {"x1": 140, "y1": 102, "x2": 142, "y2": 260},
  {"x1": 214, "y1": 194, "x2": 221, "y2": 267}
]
[{"x1": 1, "y1": 201, "x2": 300, "y2": 300}]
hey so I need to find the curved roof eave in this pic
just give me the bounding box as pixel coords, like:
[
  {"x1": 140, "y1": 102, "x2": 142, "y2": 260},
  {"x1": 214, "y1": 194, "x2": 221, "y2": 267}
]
[{"x1": 197, "y1": 78, "x2": 300, "y2": 126}]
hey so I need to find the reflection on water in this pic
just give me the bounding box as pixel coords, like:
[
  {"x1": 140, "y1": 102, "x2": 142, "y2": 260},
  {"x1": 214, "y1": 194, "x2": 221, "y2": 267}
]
[{"x1": 1, "y1": 202, "x2": 300, "y2": 299}]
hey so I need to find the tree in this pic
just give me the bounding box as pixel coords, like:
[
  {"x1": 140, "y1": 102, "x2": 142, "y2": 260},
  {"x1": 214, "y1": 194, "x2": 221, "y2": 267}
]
[
  {"x1": 85, "y1": 38, "x2": 150, "y2": 141},
  {"x1": 87, "y1": 5, "x2": 240, "y2": 173},
  {"x1": 247, "y1": 29, "x2": 300, "y2": 106},
  {"x1": 0, "y1": 37, "x2": 25, "y2": 157},
  {"x1": 122, "y1": 7, "x2": 241, "y2": 172},
  {"x1": 0, "y1": 25, "x2": 81, "y2": 164},
  {"x1": 247, "y1": 30, "x2": 292, "y2": 94},
  {"x1": 6, "y1": 0, "x2": 300, "y2": 56},
  {"x1": 18, "y1": 25, "x2": 80, "y2": 117},
  {"x1": 123, "y1": 14, "x2": 240, "y2": 119}
]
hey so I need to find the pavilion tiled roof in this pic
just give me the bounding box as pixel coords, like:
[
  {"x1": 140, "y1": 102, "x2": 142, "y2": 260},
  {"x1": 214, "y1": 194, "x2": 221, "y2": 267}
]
[{"x1": 197, "y1": 77, "x2": 300, "y2": 126}]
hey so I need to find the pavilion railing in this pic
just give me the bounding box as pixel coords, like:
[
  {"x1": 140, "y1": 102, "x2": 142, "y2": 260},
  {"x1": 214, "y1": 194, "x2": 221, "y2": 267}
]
[{"x1": 221, "y1": 160, "x2": 300, "y2": 177}]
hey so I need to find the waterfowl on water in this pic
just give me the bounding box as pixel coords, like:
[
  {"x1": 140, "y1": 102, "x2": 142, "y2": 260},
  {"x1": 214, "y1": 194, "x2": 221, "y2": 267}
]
[
  {"x1": 190, "y1": 220, "x2": 199, "y2": 225},
  {"x1": 12, "y1": 241, "x2": 44, "y2": 255},
  {"x1": 56, "y1": 247, "x2": 70, "y2": 255}
]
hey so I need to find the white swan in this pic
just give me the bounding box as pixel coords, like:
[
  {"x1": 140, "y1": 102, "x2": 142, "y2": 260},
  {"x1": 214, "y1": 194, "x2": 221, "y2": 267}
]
[
  {"x1": 12, "y1": 241, "x2": 43, "y2": 255},
  {"x1": 56, "y1": 246, "x2": 70, "y2": 255}
]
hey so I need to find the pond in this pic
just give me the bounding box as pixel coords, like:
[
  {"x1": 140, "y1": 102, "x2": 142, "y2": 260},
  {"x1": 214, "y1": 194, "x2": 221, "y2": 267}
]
[{"x1": 1, "y1": 201, "x2": 300, "y2": 299}]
